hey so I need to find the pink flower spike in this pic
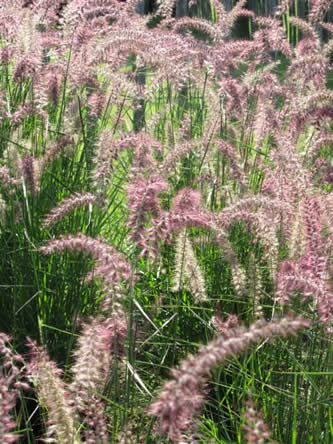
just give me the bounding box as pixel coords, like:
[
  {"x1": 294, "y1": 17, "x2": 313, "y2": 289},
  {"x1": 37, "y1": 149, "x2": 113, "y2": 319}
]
[
  {"x1": 43, "y1": 193, "x2": 100, "y2": 228},
  {"x1": 149, "y1": 316, "x2": 310, "y2": 442}
]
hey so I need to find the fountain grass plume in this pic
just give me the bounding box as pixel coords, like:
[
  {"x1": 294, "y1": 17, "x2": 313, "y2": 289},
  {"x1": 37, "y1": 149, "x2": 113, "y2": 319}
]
[{"x1": 149, "y1": 316, "x2": 310, "y2": 442}]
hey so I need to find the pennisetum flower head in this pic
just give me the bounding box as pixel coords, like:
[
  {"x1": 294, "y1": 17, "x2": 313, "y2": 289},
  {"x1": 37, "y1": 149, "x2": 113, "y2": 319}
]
[
  {"x1": 26, "y1": 338, "x2": 79, "y2": 444},
  {"x1": 149, "y1": 316, "x2": 310, "y2": 442}
]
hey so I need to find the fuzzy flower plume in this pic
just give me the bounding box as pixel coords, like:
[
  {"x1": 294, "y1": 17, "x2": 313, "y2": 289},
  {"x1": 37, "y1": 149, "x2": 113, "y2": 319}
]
[
  {"x1": 254, "y1": 17, "x2": 292, "y2": 60},
  {"x1": 70, "y1": 316, "x2": 127, "y2": 405},
  {"x1": 88, "y1": 91, "x2": 106, "y2": 118},
  {"x1": 69, "y1": 315, "x2": 127, "y2": 443},
  {"x1": 40, "y1": 233, "x2": 115, "y2": 259},
  {"x1": 215, "y1": 196, "x2": 282, "y2": 273},
  {"x1": 211, "y1": 312, "x2": 238, "y2": 337},
  {"x1": 172, "y1": 229, "x2": 207, "y2": 303},
  {"x1": 61, "y1": 0, "x2": 122, "y2": 27},
  {"x1": 217, "y1": 0, "x2": 254, "y2": 39},
  {"x1": 156, "y1": 0, "x2": 176, "y2": 20},
  {"x1": 94, "y1": 130, "x2": 162, "y2": 183},
  {"x1": 39, "y1": 136, "x2": 74, "y2": 172},
  {"x1": 43, "y1": 192, "x2": 100, "y2": 227},
  {"x1": 45, "y1": 69, "x2": 63, "y2": 107},
  {"x1": 275, "y1": 195, "x2": 333, "y2": 331},
  {"x1": 137, "y1": 187, "x2": 212, "y2": 259},
  {"x1": 26, "y1": 338, "x2": 79, "y2": 444},
  {"x1": 127, "y1": 174, "x2": 169, "y2": 242},
  {"x1": 20, "y1": 156, "x2": 40, "y2": 195},
  {"x1": 0, "y1": 333, "x2": 29, "y2": 444},
  {"x1": 169, "y1": 187, "x2": 212, "y2": 232},
  {"x1": 243, "y1": 397, "x2": 277, "y2": 444},
  {"x1": 131, "y1": 132, "x2": 162, "y2": 173},
  {"x1": 159, "y1": 138, "x2": 202, "y2": 177},
  {"x1": 308, "y1": 0, "x2": 331, "y2": 24},
  {"x1": 218, "y1": 77, "x2": 245, "y2": 117},
  {"x1": 93, "y1": 131, "x2": 140, "y2": 189},
  {"x1": 30, "y1": 0, "x2": 63, "y2": 26},
  {"x1": 215, "y1": 139, "x2": 247, "y2": 189},
  {"x1": 0, "y1": 166, "x2": 20, "y2": 189},
  {"x1": 149, "y1": 316, "x2": 309, "y2": 442},
  {"x1": 13, "y1": 55, "x2": 41, "y2": 83},
  {"x1": 40, "y1": 234, "x2": 132, "y2": 314},
  {"x1": 172, "y1": 17, "x2": 223, "y2": 44},
  {"x1": 213, "y1": 225, "x2": 247, "y2": 296}
]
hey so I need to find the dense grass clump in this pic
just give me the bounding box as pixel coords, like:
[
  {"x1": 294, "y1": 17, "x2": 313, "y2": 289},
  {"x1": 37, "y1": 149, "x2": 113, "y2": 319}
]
[{"x1": 0, "y1": 0, "x2": 332, "y2": 443}]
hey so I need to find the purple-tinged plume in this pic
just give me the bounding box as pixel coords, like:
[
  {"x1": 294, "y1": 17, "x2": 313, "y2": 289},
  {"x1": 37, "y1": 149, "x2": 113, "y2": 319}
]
[
  {"x1": 243, "y1": 396, "x2": 278, "y2": 444},
  {"x1": 43, "y1": 192, "x2": 101, "y2": 228},
  {"x1": 40, "y1": 234, "x2": 132, "y2": 314},
  {"x1": 0, "y1": 333, "x2": 29, "y2": 444},
  {"x1": 26, "y1": 338, "x2": 78, "y2": 444},
  {"x1": 149, "y1": 316, "x2": 309, "y2": 442},
  {"x1": 20, "y1": 156, "x2": 40, "y2": 195},
  {"x1": 69, "y1": 315, "x2": 127, "y2": 444}
]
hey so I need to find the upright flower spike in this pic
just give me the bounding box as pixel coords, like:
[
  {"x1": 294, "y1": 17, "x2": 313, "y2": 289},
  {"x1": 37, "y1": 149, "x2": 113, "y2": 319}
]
[
  {"x1": 45, "y1": 69, "x2": 62, "y2": 106},
  {"x1": 20, "y1": 156, "x2": 40, "y2": 195},
  {"x1": 88, "y1": 91, "x2": 106, "y2": 118},
  {"x1": 26, "y1": 339, "x2": 79, "y2": 444},
  {"x1": 126, "y1": 174, "x2": 169, "y2": 247},
  {"x1": 0, "y1": 333, "x2": 29, "y2": 444},
  {"x1": 69, "y1": 315, "x2": 127, "y2": 408},
  {"x1": 149, "y1": 316, "x2": 310, "y2": 442},
  {"x1": 172, "y1": 229, "x2": 207, "y2": 303},
  {"x1": 69, "y1": 315, "x2": 127, "y2": 444},
  {"x1": 275, "y1": 194, "x2": 333, "y2": 331}
]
